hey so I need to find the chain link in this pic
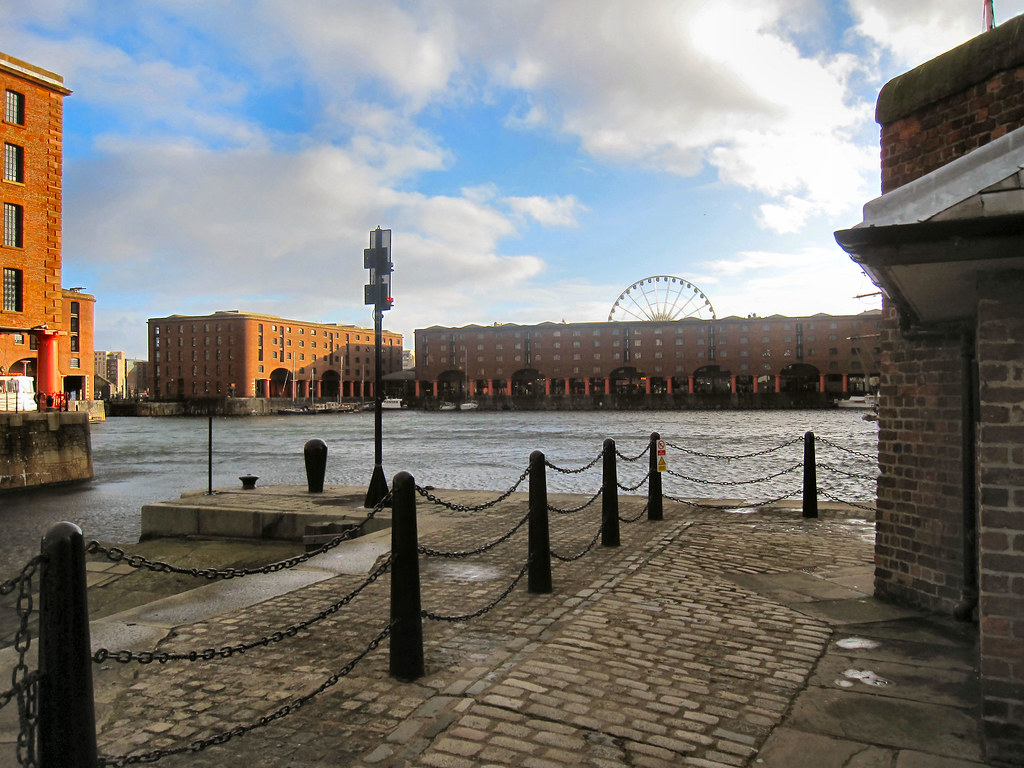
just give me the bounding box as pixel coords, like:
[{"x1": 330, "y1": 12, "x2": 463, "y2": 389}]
[
  {"x1": 664, "y1": 462, "x2": 802, "y2": 486},
  {"x1": 0, "y1": 555, "x2": 44, "y2": 768},
  {"x1": 86, "y1": 495, "x2": 390, "y2": 580},
  {"x1": 545, "y1": 449, "x2": 603, "y2": 474},
  {"x1": 548, "y1": 485, "x2": 603, "y2": 514},
  {"x1": 819, "y1": 488, "x2": 877, "y2": 512},
  {"x1": 664, "y1": 435, "x2": 802, "y2": 460},
  {"x1": 93, "y1": 556, "x2": 392, "y2": 666},
  {"x1": 97, "y1": 623, "x2": 392, "y2": 767},
  {"x1": 415, "y1": 466, "x2": 529, "y2": 512},
  {"x1": 619, "y1": 502, "x2": 649, "y2": 524},
  {"x1": 615, "y1": 442, "x2": 651, "y2": 462},
  {"x1": 818, "y1": 462, "x2": 878, "y2": 480},
  {"x1": 422, "y1": 561, "x2": 530, "y2": 622},
  {"x1": 419, "y1": 512, "x2": 530, "y2": 558},
  {"x1": 550, "y1": 525, "x2": 602, "y2": 562},
  {"x1": 815, "y1": 434, "x2": 878, "y2": 461},
  {"x1": 617, "y1": 471, "x2": 650, "y2": 492}
]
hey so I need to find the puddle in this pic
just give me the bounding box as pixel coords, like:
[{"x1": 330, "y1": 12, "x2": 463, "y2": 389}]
[
  {"x1": 841, "y1": 668, "x2": 891, "y2": 687},
  {"x1": 835, "y1": 637, "x2": 882, "y2": 650}
]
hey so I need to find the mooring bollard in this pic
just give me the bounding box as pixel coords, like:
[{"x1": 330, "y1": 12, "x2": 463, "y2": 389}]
[
  {"x1": 38, "y1": 521, "x2": 99, "y2": 768},
  {"x1": 528, "y1": 450, "x2": 552, "y2": 594},
  {"x1": 304, "y1": 438, "x2": 328, "y2": 493},
  {"x1": 648, "y1": 431, "x2": 663, "y2": 521},
  {"x1": 602, "y1": 438, "x2": 620, "y2": 547},
  {"x1": 389, "y1": 471, "x2": 424, "y2": 681},
  {"x1": 803, "y1": 430, "x2": 818, "y2": 518}
]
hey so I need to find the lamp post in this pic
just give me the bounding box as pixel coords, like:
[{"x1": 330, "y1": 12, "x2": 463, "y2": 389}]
[{"x1": 363, "y1": 227, "x2": 393, "y2": 507}]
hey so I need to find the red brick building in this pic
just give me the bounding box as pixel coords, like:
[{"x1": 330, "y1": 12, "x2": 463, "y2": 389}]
[
  {"x1": 835, "y1": 18, "x2": 1024, "y2": 763},
  {"x1": 0, "y1": 51, "x2": 94, "y2": 402},
  {"x1": 415, "y1": 312, "x2": 881, "y2": 402},
  {"x1": 148, "y1": 310, "x2": 403, "y2": 400}
]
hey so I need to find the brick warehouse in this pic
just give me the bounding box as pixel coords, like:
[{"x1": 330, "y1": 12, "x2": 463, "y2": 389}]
[
  {"x1": 835, "y1": 17, "x2": 1024, "y2": 764},
  {"x1": 414, "y1": 311, "x2": 881, "y2": 403},
  {"x1": 0, "y1": 51, "x2": 94, "y2": 402},
  {"x1": 148, "y1": 310, "x2": 402, "y2": 400}
]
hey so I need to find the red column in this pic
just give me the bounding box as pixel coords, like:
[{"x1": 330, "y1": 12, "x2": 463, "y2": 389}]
[
  {"x1": 752, "y1": 376, "x2": 758, "y2": 393},
  {"x1": 667, "y1": 378, "x2": 673, "y2": 394},
  {"x1": 315, "y1": 381, "x2": 322, "y2": 398},
  {"x1": 414, "y1": 380, "x2": 421, "y2": 397},
  {"x1": 688, "y1": 375, "x2": 695, "y2": 394},
  {"x1": 565, "y1": 378, "x2": 570, "y2": 395},
  {"x1": 585, "y1": 378, "x2": 590, "y2": 395},
  {"x1": 545, "y1": 378, "x2": 551, "y2": 396},
  {"x1": 468, "y1": 379, "x2": 475, "y2": 397},
  {"x1": 506, "y1": 378, "x2": 511, "y2": 395},
  {"x1": 604, "y1": 378, "x2": 611, "y2": 395},
  {"x1": 775, "y1": 376, "x2": 781, "y2": 393},
  {"x1": 35, "y1": 330, "x2": 60, "y2": 405},
  {"x1": 842, "y1": 373, "x2": 849, "y2": 393},
  {"x1": 432, "y1": 380, "x2": 438, "y2": 397},
  {"x1": 730, "y1": 375, "x2": 737, "y2": 394},
  {"x1": 645, "y1": 377, "x2": 651, "y2": 394},
  {"x1": 819, "y1": 374, "x2": 826, "y2": 392}
]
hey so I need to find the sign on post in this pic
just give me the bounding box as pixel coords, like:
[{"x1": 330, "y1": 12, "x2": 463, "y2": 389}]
[{"x1": 656, "y1": 439, "x2": 667, "y2": 472}]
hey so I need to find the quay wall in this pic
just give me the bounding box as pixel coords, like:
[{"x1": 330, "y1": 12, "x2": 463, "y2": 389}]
[{"x1": 0, "y1": 411, "x2": 93, "y2": 492}]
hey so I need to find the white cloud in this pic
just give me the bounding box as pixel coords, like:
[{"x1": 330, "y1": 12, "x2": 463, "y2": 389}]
[{"x1": 504, "y1": 195, "x2": 585, "y2": 227}]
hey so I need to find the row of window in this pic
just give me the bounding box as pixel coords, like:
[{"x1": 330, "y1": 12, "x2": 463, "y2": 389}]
[
  {"x1": 4, "y1": 93, "x2": 27, "y2": 256},
  {"x1": 2, "y1": 266, "x2": 22, "y2": 311}
]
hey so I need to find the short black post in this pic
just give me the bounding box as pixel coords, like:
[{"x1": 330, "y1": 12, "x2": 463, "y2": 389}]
[
  {"x1": 648, "y1": 431, "x2": 663, "y2": 521},
  {"x1": 803, "y1": 431, "x2": 818, "y2": 518},
  {"x1": 38, "y1": 521, "x2": 98, "y2": 768},
  {"x1": 602, "y1": 438, "x2": 620, "y2": 547},
  {"x1": 528, "y1": 450, "x2": 552, "y2": 594},
  {"x1": 304, "y1": 438, "x2": 328, "y2": 493},
  {"x1": 207, "y1": 415, "x2": 213, "y2": 495},
  {"x1": 389, "y1": 471, "x2": 424, "y2": 681}
]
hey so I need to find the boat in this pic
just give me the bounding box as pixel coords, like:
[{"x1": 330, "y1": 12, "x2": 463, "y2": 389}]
[
  {"x1": 836, "y1": 394, "x2": 877, "y2": 410},
  {"x1": 278, "y1": 406, "x2": 317, "y2": 415},
  {"x1": 439, "y1": 401, "x2": 457, "y2": 411},
  {"x1": 381, "y1": 397, "x2": 405, "y2": 410},
  {"x1": 459, "y1": 400, "x2": 479, "y2": 410}
]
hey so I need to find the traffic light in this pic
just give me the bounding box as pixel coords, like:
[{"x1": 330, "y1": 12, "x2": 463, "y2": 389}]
[{"x1": 363, "y1": 227, "x2": 393, "y2": 311}]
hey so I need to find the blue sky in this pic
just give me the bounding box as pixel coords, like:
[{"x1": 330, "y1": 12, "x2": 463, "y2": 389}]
[{"x1": 4, "y1": 0, "x2": 1020, "y2": 358}]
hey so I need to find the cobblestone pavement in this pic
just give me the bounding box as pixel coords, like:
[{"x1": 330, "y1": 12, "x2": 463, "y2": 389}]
[{"x1": 80, "y1": 492, "x2": 880, "y2": 768}]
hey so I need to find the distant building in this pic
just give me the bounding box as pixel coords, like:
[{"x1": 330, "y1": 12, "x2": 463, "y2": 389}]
[
  {"x1": 147, "y1": 310, "x2": 403, "y2": 399},
  {"x1": 94, "y1": 350, "x2": 127, "y2": 397},
  {"x1": 0, "y1": 51, "x2": 94, "y2": 402},
  {"x1": 414, "y1": 312, "x2": 881, "y2": 400}
]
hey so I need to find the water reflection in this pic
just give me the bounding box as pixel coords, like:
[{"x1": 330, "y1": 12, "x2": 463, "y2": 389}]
[{"x1": 0, "y1": 409, "x2": 876, "y2": 573}]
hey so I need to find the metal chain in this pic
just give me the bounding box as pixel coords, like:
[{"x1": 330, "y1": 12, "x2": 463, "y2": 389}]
[
  {"x1": 421, "y1": 561, "x2": 530, "y2": 622},
  {"x1": 664, "y1": 435, "x2": 802, "y2": 460},
  {"x1": 819, "y1": 488, "x2": 877, "y2": 512},
  {"x1": 617, "y1": 471, "x2": 650, "y2": 492},
  {"x1": 662, "y1": 492, "x2": 703, "y2": 507},
  {"x1": 664, "y1": 462, "x2": 802, "y2": 485},
  {"x1": 419, "y1": 512, "x2": 530, "y2": 558},
  {"x1": 548, "y1": 485, "x2": 603, "y2": 514},
  {"x1": 1, "y1": 555, "x2": 43, "y2": 768},
  {"x1": 550, "y1": 526, "x2": 602, "y2": 562},
  {"x1": 86, "y1": 494, "x2": 390, "y2": 580},
  {"x1": 615, "y1": 443, "x2": 651, "y2": 462},
  {"x1": 415, "y1": 467, "x2": 529, "y2": 512},
  {"x1": 815, "y1": 435, "x2": 878, "y2": 461},
  {"x1": 545, "y1": 449, "x2": 604, "y2": 475},
  {"x1": 97, "y1": 623, "x2": 392, "y2": 767},
  {"x1": 731, "y1": 487, "x2": 805, "y2": 508},
  {"x1": 619, "y1": 502, "x2": 649, "y2": 523},
  {"x1": 93, "y1": 556, "x2": 392, "y2": 665},
  {"x1": 818, "y1": 462, "x2": 878, "y2": 480}
]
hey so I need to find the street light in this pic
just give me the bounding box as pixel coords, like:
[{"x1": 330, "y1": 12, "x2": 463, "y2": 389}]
[{"x1": 363, "y1": 227, "x2": 393, "y2": 507}]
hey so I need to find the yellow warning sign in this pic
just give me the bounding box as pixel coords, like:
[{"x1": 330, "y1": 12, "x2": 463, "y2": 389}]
[{"x1": 657, "y1": 456, "x2": 667, "y2": 472}]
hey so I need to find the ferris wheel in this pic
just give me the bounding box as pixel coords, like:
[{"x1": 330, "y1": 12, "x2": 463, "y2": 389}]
[{"x1": 607, "y1": 275, "x2": 717, "y2": 322}]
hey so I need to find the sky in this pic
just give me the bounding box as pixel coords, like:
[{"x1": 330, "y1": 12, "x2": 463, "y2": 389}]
[{"x1": 4, "y1": 0, "x2": 1021, "y2": 359}]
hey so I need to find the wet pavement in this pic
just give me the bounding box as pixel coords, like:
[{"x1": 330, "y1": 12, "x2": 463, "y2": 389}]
[{"x1": 0, "y1": 486, "x2": 991, "y2": 767}]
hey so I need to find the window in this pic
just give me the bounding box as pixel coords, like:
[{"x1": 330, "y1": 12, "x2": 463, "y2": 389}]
[
  {"x1": 4, "y1": 203, "x2": 23, "y2": 247},
  {"x1": 70, "y1": 357, "x2": 80, "y2": 369},
  {"x1": 3, "y1": 267, "x2": 22, "y2": 311},
  {"x1": 5, "y1": 91, "x2": 25, "y2": 125},
  {"x1": 4, "y1": 143, "x2": 23, "y2": 183}
]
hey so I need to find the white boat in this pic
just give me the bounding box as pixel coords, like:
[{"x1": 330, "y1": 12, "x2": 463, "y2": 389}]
[
  {"x1": 439, "y1": 401, "x2": 457, "y2": 411},
  {"x1": 459, "y1": 400, "x2": 479, "y2": 410},
  {"x1": 381, "y1": 397, "x2": 405, "y2": 410},
  {"x1": 836, "y1": 394, "x2": 877, "y2": 410}
]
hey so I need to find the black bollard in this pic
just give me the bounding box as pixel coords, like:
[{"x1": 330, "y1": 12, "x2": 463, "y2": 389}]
[
  {"x1": 602, "y1": 438, "x2": 620, "y2": 547},
  {"x1": 528, "y1": 450, "x2": 552, "y2": 594},
  {"x1": 648, "y1": 431, "x2": 663, "y2": 521},
  {"x1": 802, "y1": 431, "x2": 818, "y2": 518},
  {"x1": 389, "y1": 471, "x2": 424, "y2": 681},
  {"x1": 38, "y1": 522, "x2": 99, "y2": 768},
  {"x1": 304, "y1": 438, "x2": 328, "y2": 493}
]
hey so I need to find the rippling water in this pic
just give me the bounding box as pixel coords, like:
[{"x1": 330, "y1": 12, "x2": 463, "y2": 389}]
[{"x1": 0, "y1": 409, "x2": 876, "y2": 573}]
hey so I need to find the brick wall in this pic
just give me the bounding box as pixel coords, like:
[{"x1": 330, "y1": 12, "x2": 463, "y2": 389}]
[
  {"x1": 874, "y1": 304, "x2": 966, "y2": 612},
  {"x1": 877, "y1": 17, "x2": 1024, "y2": 194},
  {"x1": 975, "y1": 271, "x2": 1024, "y2": 762}
]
